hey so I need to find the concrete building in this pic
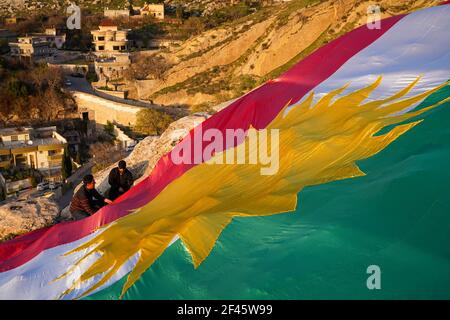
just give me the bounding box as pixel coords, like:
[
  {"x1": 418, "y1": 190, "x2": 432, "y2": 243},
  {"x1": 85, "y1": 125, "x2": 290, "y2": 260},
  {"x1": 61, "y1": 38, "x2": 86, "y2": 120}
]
[
  {"x1": 0, "y1": 127, "x2": 67, "y2": 182},
  {"x1": 104, "y1": 9, "x2": 130, "y2": 19},
  {"x1": 113, "y1": 125, "x2": 136, "y2": 151},
  {"x1": 61, "y1": 130, "x2": 81, "y2": 154},
  {"x1": 0, "y1": 172, "x2": 32, "y2": 197},
  {"x1": 30, "y1": 28, "x2": 66, "y2": 49},
  {"x1": 0, "y1": 29, "x2": 17, "y2": 42},
  {"x1": 94, "y1": 53, "x2": 131, "y2": 82},
  {"x1": 9, "y1": 36, "x2": 50, "y2": 61},
  {"x1": 91, "y1": 20, "x2": 130, "y2": 81},
  {"x1": 91, "y1": 20, "x2": 129, "y2": 54},
  {"x1": 137, "y1": 3, "x2": 165, "y2": 19}
]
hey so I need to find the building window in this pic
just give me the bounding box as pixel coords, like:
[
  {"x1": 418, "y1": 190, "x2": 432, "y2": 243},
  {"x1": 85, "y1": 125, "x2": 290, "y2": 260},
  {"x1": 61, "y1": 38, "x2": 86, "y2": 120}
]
[
  {"x1": 98, "y1": 36, "x2": 105, "y2": 41},
  {"x1": 11, "y1": 135, "x2": 18, "y2": 141},
  {"x1": 98, "y1": 46, "x2": 104, "y2": 51},
  {"x1": 113, "y1": 46, "x2": 120, "y2": 51},
  {"x1": 121, "y1": 46, "x2": 125, "y2": 50}
]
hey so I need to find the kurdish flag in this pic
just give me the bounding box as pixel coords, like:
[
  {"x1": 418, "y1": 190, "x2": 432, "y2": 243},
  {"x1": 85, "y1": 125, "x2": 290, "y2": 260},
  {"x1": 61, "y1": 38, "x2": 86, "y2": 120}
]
[{"x1": 1, "y1": 3, "x2": 450, "y2": 300}]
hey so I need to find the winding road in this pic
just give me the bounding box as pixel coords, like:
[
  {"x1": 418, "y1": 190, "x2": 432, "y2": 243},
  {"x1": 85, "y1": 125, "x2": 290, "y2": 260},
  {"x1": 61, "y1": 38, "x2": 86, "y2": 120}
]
[{"x1": 66, "y1": 76, "x2": 188, "y2": 118}]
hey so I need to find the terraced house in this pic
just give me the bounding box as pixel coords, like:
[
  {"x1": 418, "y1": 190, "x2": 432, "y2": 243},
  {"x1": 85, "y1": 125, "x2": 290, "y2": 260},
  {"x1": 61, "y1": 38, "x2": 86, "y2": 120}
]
[
  {"x1": 0, "y1": 127, "x2": 67, "y2": 182},
  {"x1": 91, "y1": 20, "x2": 128, "y2": 53}
]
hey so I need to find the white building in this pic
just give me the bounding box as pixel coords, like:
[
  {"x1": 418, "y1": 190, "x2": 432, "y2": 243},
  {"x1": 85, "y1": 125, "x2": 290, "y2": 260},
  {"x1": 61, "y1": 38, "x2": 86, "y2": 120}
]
[
  {"x1": 0, "y1": 127, "x2": 67, "y2": 182},
  {"x1": 91, "y1": 20, "x2": 131, "y2": 81},
  {"x1": 91, "y1": 20, "x2": 129, "y2": 54},
  {"x1": 113, "y1": 125, "x2": 136, "y2": 152},
  {"x1": 136, "y1": 3, "x2": 165, "y2": 19},
  {"x1": 30, "y1": 28, "x2": 66, "y2": 49},
  {"x1": 104, "y1": 9, "x2": 130, "y2": 19}
]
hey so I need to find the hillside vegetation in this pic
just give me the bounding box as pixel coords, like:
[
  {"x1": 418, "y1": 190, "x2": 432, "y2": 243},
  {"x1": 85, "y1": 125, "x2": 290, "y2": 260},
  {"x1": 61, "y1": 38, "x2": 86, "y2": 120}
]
[{"x1": 123, "y1": 0, "x2": 440, "y2": 110}]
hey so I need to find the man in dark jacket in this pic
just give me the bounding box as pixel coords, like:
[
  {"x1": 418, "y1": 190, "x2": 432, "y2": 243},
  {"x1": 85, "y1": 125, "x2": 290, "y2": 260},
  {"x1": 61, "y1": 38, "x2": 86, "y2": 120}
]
[
  {"x1": 70, "y1": 174, "x2": 112, "y2": 220},
  {"x1": 108, "y1": 160, "x2": 134, "y2": 200}
]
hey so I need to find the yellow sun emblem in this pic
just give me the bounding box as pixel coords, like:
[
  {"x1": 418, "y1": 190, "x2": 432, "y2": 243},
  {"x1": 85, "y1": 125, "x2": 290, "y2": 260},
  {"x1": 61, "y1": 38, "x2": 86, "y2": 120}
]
[{"x1": 56, "y1": 76, "x2": 449, "y2": 299}]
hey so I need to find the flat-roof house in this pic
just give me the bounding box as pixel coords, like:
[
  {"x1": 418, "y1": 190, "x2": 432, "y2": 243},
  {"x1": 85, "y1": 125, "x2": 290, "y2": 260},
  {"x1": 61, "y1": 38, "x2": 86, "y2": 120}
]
[
  {"x1": 0, "y1": 127, "x2": 67, "y2": 182},
  {"x1": 104, "y1": 9, "x2": 130, "y2": 19},
  {"x1": 91, "y1": 20, "x2": 129, "y2": 53},
  {"x1": 9, "y1": 36, "x2": 50, "y2": 61},
  {"x1": 91, "y1": 20, "x2": 131, "y2": 81},
  {"x1": 139, "y1": 4, "x2": 165, "y2": 19},
  {"x1": 30, "y1": 28, "x2": 66, "y2": 49}
]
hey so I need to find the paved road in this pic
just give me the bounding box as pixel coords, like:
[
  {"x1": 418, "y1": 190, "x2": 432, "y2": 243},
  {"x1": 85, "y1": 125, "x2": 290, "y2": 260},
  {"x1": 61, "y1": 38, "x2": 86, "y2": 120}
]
[
  {"x1": 58, "y1": 160, "x2": 94, "y2": 210},
  {"x1": 66, "y1": 75, "x2": 95, "y2": 95},
  {"x1": 0, "y1": 161, "x2": 94, "y2": 210},
  {"x1": 66, "y1": 75, "x2": 188, "y2": 117}
]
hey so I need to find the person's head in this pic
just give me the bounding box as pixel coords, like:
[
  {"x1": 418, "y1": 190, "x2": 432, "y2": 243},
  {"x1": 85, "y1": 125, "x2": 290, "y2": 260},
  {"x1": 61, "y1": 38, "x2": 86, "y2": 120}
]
[
  {"x1": 83, "y1": 174, "x2": 95, "y2": 190},
  {"x1": 118, "y1": 160, "x2": 126, "y2": 174}
]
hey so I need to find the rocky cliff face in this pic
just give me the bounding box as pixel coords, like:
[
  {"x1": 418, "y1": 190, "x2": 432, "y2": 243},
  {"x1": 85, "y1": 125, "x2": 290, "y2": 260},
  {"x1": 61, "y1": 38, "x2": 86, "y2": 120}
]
[
  {"x1": 128, "y1": 0, "x2": 440, "y2": 108},
  {"x1": 0, "y1": 197, "x2": 60, "y2": 242}
]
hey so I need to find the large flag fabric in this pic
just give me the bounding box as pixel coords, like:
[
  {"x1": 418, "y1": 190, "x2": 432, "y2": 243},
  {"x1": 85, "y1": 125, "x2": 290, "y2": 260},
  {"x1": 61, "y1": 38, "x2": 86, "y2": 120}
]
[{"x1": 1, "y1": 3, "x2": 450, "y2": 299}]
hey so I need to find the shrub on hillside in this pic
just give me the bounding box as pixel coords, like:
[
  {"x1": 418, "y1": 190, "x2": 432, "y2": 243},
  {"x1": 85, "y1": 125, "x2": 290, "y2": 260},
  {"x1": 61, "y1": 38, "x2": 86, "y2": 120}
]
[{"x1": 135, "y1": 109, "x2": 173, "y2": 136}]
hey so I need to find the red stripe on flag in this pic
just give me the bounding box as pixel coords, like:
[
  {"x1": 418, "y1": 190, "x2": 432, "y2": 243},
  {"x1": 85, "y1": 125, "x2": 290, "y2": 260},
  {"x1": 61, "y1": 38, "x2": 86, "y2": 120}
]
[{"x1": 0, "y1": 14, "x2": 404, "y2": 272}]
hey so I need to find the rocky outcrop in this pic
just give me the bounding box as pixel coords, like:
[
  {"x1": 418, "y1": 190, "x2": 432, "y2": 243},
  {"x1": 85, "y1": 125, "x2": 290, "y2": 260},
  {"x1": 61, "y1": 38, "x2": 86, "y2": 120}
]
[
  {"x1": 0, "y1": 197, "x2": 60, "y2": 242},
  {"x1": 0, "y1": 113, "x2": 209, "y2": 240},
  {"x1": 128, "y1": 0, "x2": 440, "y2": 107}
]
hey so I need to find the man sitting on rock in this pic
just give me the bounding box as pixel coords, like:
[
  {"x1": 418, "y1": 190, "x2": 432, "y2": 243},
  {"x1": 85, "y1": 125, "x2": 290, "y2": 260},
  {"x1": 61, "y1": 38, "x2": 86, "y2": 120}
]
[
  {"x1": 70, "y1": 174, "x2": 113, "y2": 220},
  {"x1": 108, "y1": 160, "x2": 134, "y2": 201}
]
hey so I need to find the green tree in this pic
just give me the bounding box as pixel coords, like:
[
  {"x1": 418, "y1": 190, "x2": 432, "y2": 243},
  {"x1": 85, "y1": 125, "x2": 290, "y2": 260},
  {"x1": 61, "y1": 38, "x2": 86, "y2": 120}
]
[
  {"x1": 104, "y1": 121, "x2": 115, "y2": 136},
  {"x1": 135, "y1": 109, "x2": 173, "y2": 136},
  {"x1": 75, "y1": 151, "x2": 82, "y2": 165},
  {"x1": 29, "y1": 174, "x2": 38, "y2": 188},
  {"x1": 86, "y1": 71, "x2": 99, "y2": 83},
  {"x1": 61, "y1": 147, "x2": 73, "y2": 181}
]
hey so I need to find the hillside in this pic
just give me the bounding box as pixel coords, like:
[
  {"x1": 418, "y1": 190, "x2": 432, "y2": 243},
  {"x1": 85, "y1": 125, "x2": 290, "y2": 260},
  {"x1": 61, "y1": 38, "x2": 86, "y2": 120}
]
[
  {"x1": 0, "y1": 0, "x2": 133, "y2": 14},
  {"x1": 123, "y1": 0, "x2": 440, "y2": 109}
]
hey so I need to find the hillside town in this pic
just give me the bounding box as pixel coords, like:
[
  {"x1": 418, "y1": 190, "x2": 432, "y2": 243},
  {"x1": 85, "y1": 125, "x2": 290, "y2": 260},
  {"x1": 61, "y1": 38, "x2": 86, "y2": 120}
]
[{"x1": 0, "y1": 2, "x2": 174, "y2": 208}]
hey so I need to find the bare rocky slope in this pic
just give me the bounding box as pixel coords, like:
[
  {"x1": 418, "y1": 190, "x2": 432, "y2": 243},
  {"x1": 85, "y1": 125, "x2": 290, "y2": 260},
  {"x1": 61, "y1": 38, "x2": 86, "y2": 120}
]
[{"x1": 127, "y1": 0, "x2": 440, "y2": 108}]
